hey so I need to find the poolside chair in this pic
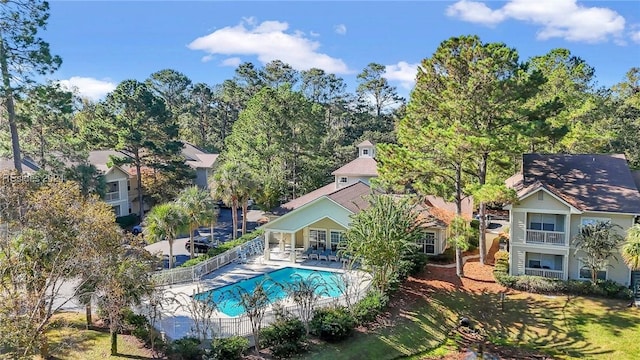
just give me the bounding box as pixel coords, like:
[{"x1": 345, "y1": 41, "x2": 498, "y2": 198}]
[
  {"x1": 301, "y1": 247, "x2": 313, "y2": 260},
  {"x1": 328, "y1": 250, "x2": 338, "y2": 262},
  {"x1": 319, "y1": 249, "x2": 330, "y2": 261},
  {"x1": 309, "y1": 249, "x2": 319, "y2": 260}
]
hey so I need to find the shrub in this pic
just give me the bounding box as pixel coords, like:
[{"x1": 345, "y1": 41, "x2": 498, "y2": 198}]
[
  {"x1": 208, "y1": 229, "x2": 264, "y2": 257},
  {"x1": 493, "y1": 252, "x2": 632, "y2": 300},
  {"x1": 428, "y1": 247, "x2": 455, "y2": 264},
  {"x1": 115, "y1": 213, "x2": 138, "y2": 228},
  {"x1": 352, "y1": 289, "x2": 389, "y2": 325},
  {"x1": 260, "y1": 317, "x2": 307, "y2": 358},
  {"x1": 210, "y1": 336, "x2": 248, "y2": 360},
  {"x1": 167, "y1": 337, "x2": 204, "y2": 360},
  {"x1": 179, "y1": 254, "x2": 211, "y2": 268},
  {"x1": 310, "y1": 307, "x2": 356, "y2": 342}
]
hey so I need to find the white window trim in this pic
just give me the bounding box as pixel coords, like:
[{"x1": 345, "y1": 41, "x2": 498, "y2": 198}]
[
  {"x1": 309, "y1": 228, "x2": 328, "y2": 249},
  {"x1": 362, "y1": 149, "x2": 369, "y2": 155},
  {"x1": 577, "y1": 258, "x2": 607, "y2": 281},
  {"x1": 580, "y1": 217, "x2": 611, "y2": 226},
  {"x1": 418, "y1": 232, "x2": 437, "y2": 255}
]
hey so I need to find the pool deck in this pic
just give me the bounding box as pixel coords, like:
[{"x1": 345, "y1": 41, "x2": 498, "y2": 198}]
[{"x1": 147, "y1": 254, "x2": 369, "y2": 340}]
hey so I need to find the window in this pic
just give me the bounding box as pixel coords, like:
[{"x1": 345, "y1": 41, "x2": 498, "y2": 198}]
[
  {"x1": 330, "y1": 230, "x2": 345, "y2": 251},
  {"x1": 580, "y1": 217, "x2": 610, "y2": 226},
  {"x1": 578, "y1": 259, "x2": 606, "y2": 281},
  {"x1": 362, "y1": 149, "x2": 369, "y2": 156},
  {"x1": 417, "y1": 232, "x2": 436, "y2": 254},
  {"x1": 528, "y1": 214, "x2": 560, "y2": 231},
  {"x1": 107, "y1": 181, "x2": 119, "y2": 193},
  {"x1": 339, "y1": 177, "x2": 348, "y2": 183},
  {"x1": 309, "y1": 229, "x2": 327, "y2": 250},
  {"x1": 528, "y1": 260, "x2": 542, "y2": 268},
  {"x1": 537, "y1": 192, "x2": 544, "y2": 200},
  {"x1": 127, "y1": 180, "x2": 131, "y2": 191},
  {"x1": 112, "y1": 205, "x2": 121, "y2": 217}
]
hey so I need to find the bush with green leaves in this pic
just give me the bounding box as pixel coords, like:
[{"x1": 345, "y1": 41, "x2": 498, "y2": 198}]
[
  {"x1": 210, "y1": 336, "x2": 248, "y2": 360},
  {"x1": 260, "y1": 316, "x2": 307, "y2": 358},
  {"x1": 167, "y1": 337, "x2": 204, "y2": 360},
  {"x1": 352, "y1": 289, "x2": 389, "y2": 325},
  {"x1": 116, "y1": 213, "x2": 139, "y2": 228},
  {"x1": 208, "y1": 229, "x2": 264, "y2": 257},
  {"x1": 428, "y1": 247, "x2": 455, "y2": 264},
  {"x1": 493, "y1": 252, "x2": 632, "y2": 300},
  {"x1": 310, "y1": 306, "x2": 355, "y2": 342},
  {"x1": 179, "y1": 254, "x2": 211, "y2": 268}
]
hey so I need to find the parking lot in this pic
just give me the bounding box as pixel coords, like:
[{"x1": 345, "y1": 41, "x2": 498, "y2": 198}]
[{"x1": 144, "y1": 207, "x2": 263, "y2": 268}]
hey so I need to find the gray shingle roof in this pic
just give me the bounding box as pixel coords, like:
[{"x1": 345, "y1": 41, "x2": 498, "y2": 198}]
[{"x1": 512, "y1": 154, "x2": 640, "y2": 214}]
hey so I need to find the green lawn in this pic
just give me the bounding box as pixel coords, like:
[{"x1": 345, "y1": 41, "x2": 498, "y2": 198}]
[
  {"x1": 41, "y1": 312, "x2": 157, "y2": 360},
  {"x1": 301, "y1": 291, "x2": 640, "y2": 360}
]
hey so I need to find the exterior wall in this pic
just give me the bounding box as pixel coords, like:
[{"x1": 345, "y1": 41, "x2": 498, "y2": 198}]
[
  {"x1": 510, "y1": 211, "x2": 527, "y2": 246},
  {"x1": 194, "y1": 168, "x2": 210, "y2": 189},
  {"x1": 566, "y1": 212, "x2": 635, "y2": 285},
  {"x1": 104, "y1": 169, "x2": 129, "y2": 217},
  {"x1": 261, "y1": 197, "x2": 352, "y2": 233},
  {"x1": 305, "y1": 218, "x2": 347, "y2": 250},
  {"x1": 335, "y1": 175, "x2": 374, "y2": 189},
  {"x1": 517, "y1": 190, "x2": 570, "y2": 212}
]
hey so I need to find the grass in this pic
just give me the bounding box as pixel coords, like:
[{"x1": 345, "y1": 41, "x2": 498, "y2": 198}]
[
  {"x1": 300, "y1": 300, "x2": 458, "y2": 360},
  {"x1": 300, "y1": 290, "x2": 640, "y2": 360},
  {"x1": 39, "y1": 312, "x2": 157, "y2": 360}
]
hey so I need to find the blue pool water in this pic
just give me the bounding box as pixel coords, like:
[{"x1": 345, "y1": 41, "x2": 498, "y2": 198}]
[{"x1": 194, "y1": 267, "x2": 344, "y2": 316}]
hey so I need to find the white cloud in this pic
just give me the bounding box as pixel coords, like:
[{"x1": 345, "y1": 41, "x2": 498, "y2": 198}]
[
  {"x1": 446, "y1": 0, "x2": 626, "y2": 43},
  {"x1": 334, "y1": 24, "x2": 347, "y2": 35},
  {"x1": 384, "y1": 61, "x2": 419, "y2": 89},
  {"x1": 310, "y1": 31, "x2": 320, "y2": 37},
  {"x1": 58, "y1": 76, "x2": 116, "y2": 100},
  {"x1": 630, "y1": 26, "x2": 640, "y2": 44},
  {"x1": 201, "y1": 54, "x2": 215, "y2": 63},
  {"x1": 221, "y1": 57, "x2": 242, "y2": 67},
  {"x1": 188, "y1": 18, "x2": 350, "y2": 74},
  {"x1": 446, "y1": 0, "x2": 505, "y2": 26}
]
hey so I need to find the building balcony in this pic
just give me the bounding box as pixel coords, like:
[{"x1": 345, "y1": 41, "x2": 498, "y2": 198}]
[
  {"x1": 525, "y1": 229, "x2": 566, "y2": 246},
  {"x1": 105, "y1": 191, "x2": 120, "y2": 201},
  {"x1": 525, "y1": 267, "x2": 564, "y2": 279}
]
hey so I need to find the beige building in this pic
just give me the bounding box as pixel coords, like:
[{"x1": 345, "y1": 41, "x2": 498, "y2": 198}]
[{"x1": 505, "y1": 154, "x2": 640, "y2": 286}]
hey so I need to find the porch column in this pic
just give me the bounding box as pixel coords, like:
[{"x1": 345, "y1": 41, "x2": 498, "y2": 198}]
[
  {"x1": 264, "y1": 230, "x2": 271, "y2": 261},
  {"x1": 290, "y1": 231, "x2": 296, "y2": 262}
]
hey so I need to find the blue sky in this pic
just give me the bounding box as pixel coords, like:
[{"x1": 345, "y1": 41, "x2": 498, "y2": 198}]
[{"x1": 47, "y1": 1, "x2": 640, "y2": 100}]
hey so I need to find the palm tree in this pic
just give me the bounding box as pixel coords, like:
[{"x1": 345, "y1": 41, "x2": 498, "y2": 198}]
[
  {"x1": 623, "y1": 224, "x2": 640, "y2": 271},
  {"x1": 144, "y1": 202, "x2": 187, "y2": 269},
  {"x1": 237, "y1": 170, "x2": 257, "y2": 236},
  {"x1": 210, "y1": 162, "x2": 243, "y2": 240},
  {"x1": 176, "y1": 186, "x2": 216, "y2": 259},
  {"x1": 572, "y1": 220, "x2": 624, "y2": 283}
]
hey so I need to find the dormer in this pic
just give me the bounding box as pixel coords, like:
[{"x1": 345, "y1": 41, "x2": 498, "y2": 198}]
[
  {"x1": 357, "y1": 140, "x2": 375, "y2": 158},
  {"x1": 332, "y1": 140, "x2": 378, "y2": 189}
]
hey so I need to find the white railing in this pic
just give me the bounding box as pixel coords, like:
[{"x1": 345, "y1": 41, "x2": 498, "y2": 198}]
[
  {"x1": 525, "y1": 230, "x2": 566, "y2": 245},
  {"x1": 155, "y1": 282, "x2": 370, "y2": 341},
  {"x1": 525, "y1": 267, "x2": 564, "y2": 279},
  {"x1": 105, "y1": 191, "x2": 120, "y2": 201},
  {"x1": 151, "y1": 237, "x2": 263, "y2": 286}
]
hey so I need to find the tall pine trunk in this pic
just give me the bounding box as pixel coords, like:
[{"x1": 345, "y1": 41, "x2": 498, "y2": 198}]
[
  {"x1": 85, "y1": 303, "x2": 92, "y2": 329},
  {"x1": 455, "y1": 165, "x2": 464, "y2": 277},
  {"x1": 478, "y1": 153, "x2": 488, "y2": 265},
  {"x1": 0, "y1": 40, "x2": 22, "y2": 174},
  {"x1": 242, "y1": 201, "x2": 248, "y2": 235}
]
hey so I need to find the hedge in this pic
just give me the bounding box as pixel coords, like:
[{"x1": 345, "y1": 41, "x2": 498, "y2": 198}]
[{"x1": 493, "y1": 250, "x2": 632, "y2": 300}]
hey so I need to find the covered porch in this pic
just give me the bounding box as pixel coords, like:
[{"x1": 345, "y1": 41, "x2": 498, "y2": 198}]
[
  {"x1": 523, "y1": 251, "x2": 567, "y2": 280},
  {"x1": 263, "y1": 217, "x2": 347, "y2": 263}
]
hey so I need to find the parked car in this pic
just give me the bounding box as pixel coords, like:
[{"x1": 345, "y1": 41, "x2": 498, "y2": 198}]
[
  {"x1": 131, "y1": 224, "x2": 143, "y2": 235},
  {"x1": 185, "y1": 236, "x2": 215, "y2": 253}
]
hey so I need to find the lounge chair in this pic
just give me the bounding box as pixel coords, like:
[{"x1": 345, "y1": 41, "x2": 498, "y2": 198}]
[
  {"x1": 328, "y1": 251, "x2": 338, "y2": 262},
  {"x1": 301, "y1": 248, "x2": 313, "y2": 260},
  {"x1": 309, "y1": 250, "x2": 319, "y2": 260},
  {"x1": 319, "y1": 249, "x2": 330, "y2": 261}
]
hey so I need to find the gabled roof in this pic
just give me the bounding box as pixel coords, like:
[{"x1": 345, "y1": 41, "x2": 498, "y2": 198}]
[
  {"x1": 182, "y1": 141, "x2": 219, "y2": 169},
  {"x1": 276, "y1": 181, "x2": 375, "y2": 215},
  {"x1": 509, "y1": 154, "x2": 640, "y2": 214},
  {"x1": 331, "y1": 157, "x2": 378, "y2": 177},
  {"x1": 357, "y1": 140, "x2": 374, "y2": 147}
]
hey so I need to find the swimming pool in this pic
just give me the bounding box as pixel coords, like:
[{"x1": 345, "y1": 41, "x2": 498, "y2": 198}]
[{"x1": 194, "y1": 267, "x2": 344, "y2": 317}]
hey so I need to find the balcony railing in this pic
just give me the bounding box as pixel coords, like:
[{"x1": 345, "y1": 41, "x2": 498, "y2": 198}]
[
  {"x1": 526, "y1": 229, "x2": 566, "y2": 246},
  {"x1": 105, "y1": 191, "x2": 120, "y2": 201},
  {"x1": 525, "y1": 267, "x2": 564, "y2": 279}
]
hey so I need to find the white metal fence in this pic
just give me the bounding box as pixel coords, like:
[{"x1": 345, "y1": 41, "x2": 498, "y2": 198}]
[
  {"x1": 156, "y1": 293, "x2": 354, "y2": 340},
  {"x1": 151, "y1": 237, "x2": 263, "y2": 286}
]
